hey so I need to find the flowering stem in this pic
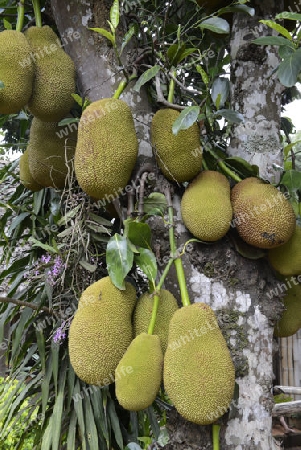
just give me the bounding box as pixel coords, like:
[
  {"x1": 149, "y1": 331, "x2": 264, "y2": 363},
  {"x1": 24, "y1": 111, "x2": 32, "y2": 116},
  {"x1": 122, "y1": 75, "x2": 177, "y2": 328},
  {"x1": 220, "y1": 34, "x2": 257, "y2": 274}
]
[{"x1": 32, "y1": 0, "x2": 42, "y2": 28}]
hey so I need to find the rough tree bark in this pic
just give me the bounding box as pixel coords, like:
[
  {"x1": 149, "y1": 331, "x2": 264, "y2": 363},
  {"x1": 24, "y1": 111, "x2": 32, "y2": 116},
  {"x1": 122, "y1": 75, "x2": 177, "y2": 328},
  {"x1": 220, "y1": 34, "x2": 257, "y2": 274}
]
[{"x1": 50, "y1": 1, "x2": 285, "y2": 449}]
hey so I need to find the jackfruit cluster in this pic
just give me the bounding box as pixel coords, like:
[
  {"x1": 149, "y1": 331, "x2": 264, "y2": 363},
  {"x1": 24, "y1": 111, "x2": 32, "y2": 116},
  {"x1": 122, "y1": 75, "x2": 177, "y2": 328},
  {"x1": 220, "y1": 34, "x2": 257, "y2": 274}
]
[
  {"x1": 181, "y1": 170, "x2": 232, "y2": 241},
  {"x1": 164, "y1": 303, "x2": 235, "y2": 425},
  {"x1": 231, "y1": 177, "x2": 296, "y2": 249},
  {"x1": 19, "y1": 149, "x2": 43, "y2": 192},
  {"x1": 274, "y1": 284, "x2": 301, "y2": 338},
  {"x1": 151, "y1": 108, "x2": 202, "y2": 183},
  {"x1": 268, "y1": 225, "x2": 301, "y2": 276},
  {"x1": 26, "y1": 117, "x2": 76, "y2": 189},
  {"x1": 0, "y1": 30, "x2": 34, "y2": 114},
  {"x1": 133, "y1": 289, "x2": 179, "y2": 353},
  {"x1": 74, "y1": 98, "x2": 138, "y2": 201},
  {"x1": 115, "y1": 333, "x2": 163, "y2": 411},
  {"x1": 68, "y1": 277, "x2": 136, "y2": 386},
  {"x1": 24, "y1": 26, "x2": 75, "y2": 122}
]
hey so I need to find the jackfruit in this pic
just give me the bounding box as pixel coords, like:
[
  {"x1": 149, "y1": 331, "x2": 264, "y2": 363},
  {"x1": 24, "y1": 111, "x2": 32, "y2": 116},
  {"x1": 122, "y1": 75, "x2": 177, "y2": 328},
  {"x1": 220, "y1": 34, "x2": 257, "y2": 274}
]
[
  {"x1": 68, "y1": 278, "x2": 136, "y2": 385},
  {"x1": 268, "y1": 225, "x2": 301, "y2": 276},
  {"x1": 133, "y1": 290, "x2": 179, "y2": 353},
  {"x1": 274, "y1": 284, "x2": 301, "y2": 337},
  {"x1": 19, "y1": 149, "x2": 43, "y2": 192},
  {"x1": 0, "y1": 30, "x2": 34, "y2": 114},
  {"x1": 115, "y1": 333, "x2": 163, "y2": 411},
  {"x1": 231, "y1": 177, "x2": 296, "y2": 249},
  {"x1": 164, "y1": 303, "x2": 235, "y2": 425},
  {"x1": 27, "y1": 117, "x2": 76, "y2": 189},
  {"x1": 24, "y1": 26, "x2": 75, "y2": 122},
  {"x1": 151, "y1": 109, "x2": 202, "y2": 183},
  {"x1": 180, "y1": 170, "x2": 232, "y2": 241},
  {"x1": 74, "y1": 98, "x2": 138, "y2": 201}
]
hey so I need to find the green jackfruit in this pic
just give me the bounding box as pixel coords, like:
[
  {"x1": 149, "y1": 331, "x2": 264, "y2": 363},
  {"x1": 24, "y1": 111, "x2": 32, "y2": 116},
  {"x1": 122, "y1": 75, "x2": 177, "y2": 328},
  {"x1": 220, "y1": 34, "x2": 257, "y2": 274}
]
[
  {"x1": 164, "y1": 303, "x2": 235, "y2": 425},
  {"x1": 274, "y1": 284, "x2": 301, "y2": 337},
  {"x1": 25, "y1": 26, "x2": 75, "y2": 122},
  {"x1": 133, "y1": 290, "x2": 179, "y2": 353},
  {"x1": 68, "y1": 278, "x2": 136, "y2": 385},
  {"x1": 115, "y1": 333, "x2": 163, "y2": 411},
  {"x1": 268, "y1": 226, "x2": 301, "y2": 276},
  {"x1": 27, "y1": 117, "x2": 76, "y2": 189},
  {"x1": 0, "y1": 30, "x2": 34, "y2": 114},
  {"x1": 74, "y1": 98, "x2": 138, "y2": 201},
  {"x1": 231, "y1": 177, "x2": 296, "y2": 249},
  {"x1": 180, "y1": 170, "x2": 232, "y2": 241},
  {"x1": 19, "y1": 149, "x2": 43, "y2": 192},
  {"x1": 151, "y1": 109, "x2": 202, "y2": 183}
]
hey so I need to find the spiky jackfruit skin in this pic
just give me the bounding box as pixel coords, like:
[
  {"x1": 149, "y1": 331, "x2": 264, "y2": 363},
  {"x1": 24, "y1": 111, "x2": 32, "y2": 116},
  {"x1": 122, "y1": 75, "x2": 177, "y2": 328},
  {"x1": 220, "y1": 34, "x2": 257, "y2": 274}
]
[
  {"x1": 25, "y1": 26, "x2": 75, "y2": 122},
  {"x1": 0, "y1": 30, "x2": 34, "y2": 114},
  {"x1": 78, "y1": 276, "x2": 134, "y2": 309},
  {"x1": 164, "y1": 303, "x2": 235, "y2": 425},
  {"x1": 274, "y1": 284, "x2": 301, "y2": 337},
  {"x1": 68, "y1": 279, "x2": 136, "y2": 385},
  {"x1": 27, "y1": 117, "x2": 76, "y2": 189},
  {"x1": 268, "y1": 226, "x2": 301, "y2": 276},
  {"x1": 74, "y1": 98, "x2": 138, "y2": 200},
  {"x1": 19, "y1": 149, "x2": 43, "y2": 192},
  {"x1": 133, "y1": 290, "x2": 179, "y2": 353},
  {"x1": 231, "y1": 177, "x2": 296, "y2": 249},
  {"x1": 151, "y1": 109, "x2": 202, "y2": 183},
  {"x1": 115, "y1": 333, "x2": 163, "y2": 411},
  {"x1": 180, "y1": 170, "x2": 232, "y2": 241}
]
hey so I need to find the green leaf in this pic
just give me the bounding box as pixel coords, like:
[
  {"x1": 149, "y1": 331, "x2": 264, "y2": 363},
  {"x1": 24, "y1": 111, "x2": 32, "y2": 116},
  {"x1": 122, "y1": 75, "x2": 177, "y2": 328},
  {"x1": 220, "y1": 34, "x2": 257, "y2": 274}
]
[
  {"x1": 211, "y1": 77, "x2": 230, "y2": 108},
  {"x1": 120, "y1": 24, "x2": 138, "y2": 55},
  {"x1": 52, "y1": 360, "x2": 67, "y2": 450},
  {"x1": 83, "y1": 395, "x2": 99, "y2": 450},
  {"x1": 224, "y1": 156, "x2": 259, "y2": 178},
  {"x1": 143, "y1": 193, "x2": 168, "y2": 216},
  {"x1": 135, "y1": 248, "x2": 157, "y2": 284},
  {"x1": 28, "y1": 237, "x2": 58, "y2": 254},
  {"x1": 7, "y1": 212, "x2": 30, "y2": 235},
  {"x1": 3, "y1": 18, "x2": 12, "y2": 30},
  {"x1": 124, "y1": 220, "x2": 152, "y2": 248},
  {"x1": 253, "y1": 36, "x2": 294, "y2": 48},
  {"x1": 277, "y1": 48, "x2": 301, "y2": 87},
  {"x1": 67, "y1": 410, "x2": 77, "y2": 450},
  {"x1": 218, "y1": 4, "x2": 255, "y2": 16},
  {"x1": 199, "y1": 17, "x2": 230, "y2": 34},
  {"x1": 276, "y1": 12, "x2": 301, "y2": 21},
  {"x1": 79, "y1": 260, "x2": 97, "y2": 273},
  {"x1": 58, "y1": 117, "x2": 79, "y2": 126},
  {"x1": 89, "y1": 27, "x2": 115, "y2": 45},
  {"x1": 215, "y1": 109, "x2": 244, "y2": 123},
  {"x1": 36, "y1": 329, "x2": 46, "y2": 374},
  {"x1": 73, "y1": 380, "x2": 86, "y2": 446},
  {"x1": 51, "y1": 340, "x2": 60, "y2": 396},
  {"x1": 172, "y1": 106, "x2": 200, "y2": 135},
  {"x1": 71, "y1": 93, "x2": 88, "y2": 108},
  {"x1": 108, "y1": 395, "x2": 124, "y2": 449},
  {"x1": 106, "y1": 233, "x2": 134, "y2": 289},
  {"x1": 110, "y1": 0, "x2": 120, "y2": 29},
  {"x1": 41, "y1": 415, "x2": 53, "y2": 450},
  {"x1": 57, "y1": 204, "x2": 81, "y2": 225},
  {"x1": 133, "y1": 65, "x2": 161, "y2": 92},
  {"x1": 259, "y1": 20, "x2": 292, "y2": 40}
]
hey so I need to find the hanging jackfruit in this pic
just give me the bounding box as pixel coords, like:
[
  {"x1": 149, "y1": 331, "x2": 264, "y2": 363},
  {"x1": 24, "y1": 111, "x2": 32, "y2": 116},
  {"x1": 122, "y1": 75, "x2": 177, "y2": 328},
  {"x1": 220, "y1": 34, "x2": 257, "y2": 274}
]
[{"x1": 19, "y1": 149, "x2": 43, "y2": 192}]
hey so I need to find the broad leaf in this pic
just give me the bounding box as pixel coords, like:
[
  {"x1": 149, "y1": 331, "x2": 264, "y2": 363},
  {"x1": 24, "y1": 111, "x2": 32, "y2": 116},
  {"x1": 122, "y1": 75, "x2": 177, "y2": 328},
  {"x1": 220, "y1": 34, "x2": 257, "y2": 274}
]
[
  {"x1": 218, "y1": 4, "x2": 255, "y2": 16},
  {"x1": 172, "y1": 106, "x2": 200, "y2": 135},
  {"x1": 199, "y1": 17, "x2": 230, "y2": 34},
  {"x1": 276, "y1": 12, "x2": 301, "y2": 21},
  {"x1": 135, "y1": 248, "x2": 157, "y2": 284},
  {"x1": 110, "y1": 0, "x2": 119, "y2": 29},
  {"x1": 106, "y1": 233, "x2": 134, "y2": 289},
  {"x1": 133, "y1": 65, "x2": 161, "y2": 92},
  {"x1": 89, "y1": 27, "x2": 115, "y2": 45},
  {"x1": 143, "y1": 193, "x2": 167, "y2": 216},
  {"x1": 211, "y1": 77, "x2": 230, "y2": 108},
  {"x1": 259, "y1": 20, "x2": 292, "y2": 40},
  {"x1": 224, "y1": 156, "x2": 259, "y2": 178},
  {"x1": 277, "y1": 48, "x2": 301, "y2": 87},
  {"x1": 215, "y1": 109, "x2": 244, "y2": 123},
  {"x1": 120, "y1": 24, "x2": 138, "y2": 55},
  {"x1": 124, "y1": 220, "x2": 152, "y2": 249},
  {"x1": 253, "y1": 36, "x2": 294, "y2": 48}
]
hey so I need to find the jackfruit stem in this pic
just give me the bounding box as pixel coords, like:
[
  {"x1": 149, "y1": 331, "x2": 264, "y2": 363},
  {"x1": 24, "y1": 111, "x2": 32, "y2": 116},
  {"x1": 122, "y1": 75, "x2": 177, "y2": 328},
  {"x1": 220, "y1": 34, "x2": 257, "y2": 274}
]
[
  {"x1": 165, "y1": 187, "x2": 190, "y2": 307},
  {"x1": 113, "y1": 79, "x2": 128, "y2": 99},
  {"x1": 32, "y1": 0, "x2": 42, "y2": 28},
  {"x1": 206, "y1": 146, "x2": 242, "y2": 182},
  {"x1": 16, "y1": 0, "x2": 25, "y2": 32},
  {"x1": 212, "y1": 424, "x2": 221, "y2": 450},
  {"x1": 148, "y1": 258, "x2": 174, "y2": 334},
  {"x1": 168, "y1": 70, "x2": 176, "y2": 103}
]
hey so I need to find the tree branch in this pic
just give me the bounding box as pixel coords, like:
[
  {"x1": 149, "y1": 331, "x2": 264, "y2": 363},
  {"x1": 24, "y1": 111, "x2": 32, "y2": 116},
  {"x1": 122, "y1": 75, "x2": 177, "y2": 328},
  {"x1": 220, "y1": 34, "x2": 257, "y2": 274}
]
[{"x1": 0, "y1": 297, "x2": 54, "y2": 315}]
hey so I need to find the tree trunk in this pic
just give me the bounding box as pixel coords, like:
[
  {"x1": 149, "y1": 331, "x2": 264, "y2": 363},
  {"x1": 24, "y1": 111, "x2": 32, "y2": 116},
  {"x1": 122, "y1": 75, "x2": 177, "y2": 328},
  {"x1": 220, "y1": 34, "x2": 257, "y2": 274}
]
[{"x1": 50, "y1": 1, "x2": 285, "y2": 449}]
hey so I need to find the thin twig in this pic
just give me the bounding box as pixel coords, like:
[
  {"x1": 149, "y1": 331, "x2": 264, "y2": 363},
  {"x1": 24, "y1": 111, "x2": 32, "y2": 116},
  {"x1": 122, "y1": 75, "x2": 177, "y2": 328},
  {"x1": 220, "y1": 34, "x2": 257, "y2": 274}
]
[
  {"x1": 0, "y1": 297, "x2": 54, "y2": 315},
  {"x1": 168, "y1": 71, "x2": 203, "y2": 96},
  {"x1": 155, "y1": 75, "x2": 185, "y2": 110}
]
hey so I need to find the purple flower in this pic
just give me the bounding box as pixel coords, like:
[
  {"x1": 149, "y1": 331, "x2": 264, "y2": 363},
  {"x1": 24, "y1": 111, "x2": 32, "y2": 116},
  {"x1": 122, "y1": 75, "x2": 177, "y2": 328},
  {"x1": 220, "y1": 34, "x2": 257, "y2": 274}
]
[
  {"x1": 53, "y1": 325, "x2": 66, "y2": 343},
  {"x1": 41, "y1": 254, "x2": 51, "y2": 264}
]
